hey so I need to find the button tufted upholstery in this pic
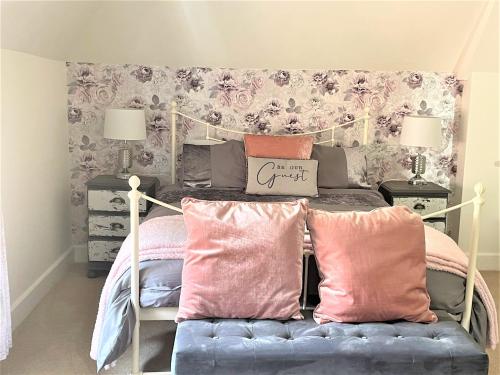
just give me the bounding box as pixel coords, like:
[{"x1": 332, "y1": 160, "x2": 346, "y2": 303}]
[{"x1": 172, "y1": 318, "x2": 488, "y2": 375}]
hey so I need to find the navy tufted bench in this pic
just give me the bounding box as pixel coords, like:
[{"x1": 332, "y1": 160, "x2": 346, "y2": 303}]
[{"x1": 171, "y1": 317, "x2": 488, "y2": 375}]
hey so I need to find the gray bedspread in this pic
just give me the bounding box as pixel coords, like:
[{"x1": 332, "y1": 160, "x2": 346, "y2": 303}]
[{"x1": 95, "y1": 187, "x2": 489, "y2": 371}]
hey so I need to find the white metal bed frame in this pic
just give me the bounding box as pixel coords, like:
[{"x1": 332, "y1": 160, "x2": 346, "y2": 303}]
[
  {"x1": 125, "y1": 102, "x2": 486, "y2": 375},
  {"x1": 169, "y1": 101, "x2": 371, "y2": 184}
]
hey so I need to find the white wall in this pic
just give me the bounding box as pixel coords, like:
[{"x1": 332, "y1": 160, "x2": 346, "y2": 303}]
[
  {"x1": 0, "y1": 1, "x2": 491, "y2": 72},
  {"x1": 453, "y1": 2, "x2": 499, "y2": 270},
  {"x1": 458, "y1": 72, "x2": 499, "y2": 270},
  {"x1": 1, "y1": 49, "x2": 71, "y2": 328}
]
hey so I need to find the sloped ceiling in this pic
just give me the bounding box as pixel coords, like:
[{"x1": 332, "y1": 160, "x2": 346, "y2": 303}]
[{"x1": 1, "y1": 1, "x2": 498, "y2": 72}]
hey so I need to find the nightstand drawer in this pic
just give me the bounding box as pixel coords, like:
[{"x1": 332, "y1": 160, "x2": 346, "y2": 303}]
[
  {"x1": 89, "y1": 215, "x2": 129, "y2": 237},
  {"x1": 88, "y1": 190, "x2": 147, "y2": 212},
  {"x1": 89, "y1": 215, "x2": 146, "y2": 237},
  {"x1": 393, "y1": 196, "x2": 447, "y2": 217},
  {"x1": 88, "y1": 240, "x2": 122, "y2": 262}
]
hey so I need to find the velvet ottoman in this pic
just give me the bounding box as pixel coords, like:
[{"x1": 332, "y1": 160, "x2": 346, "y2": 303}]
[{"x1": 171, "y1": 317, "x2": 488, "y2": 375}]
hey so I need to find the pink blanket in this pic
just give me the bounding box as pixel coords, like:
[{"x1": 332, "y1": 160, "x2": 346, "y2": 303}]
[
  {"x1": 91, "y1": 216, "x2": 186, "y2": 359},
  {"x1": 91, "y1": 216, "x2": 498, "y2": 359}
]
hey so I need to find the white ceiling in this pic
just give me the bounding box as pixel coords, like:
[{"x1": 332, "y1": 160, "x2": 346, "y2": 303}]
[{"x1": 1, "y1": 1, "x2": 498, "y2": 72}]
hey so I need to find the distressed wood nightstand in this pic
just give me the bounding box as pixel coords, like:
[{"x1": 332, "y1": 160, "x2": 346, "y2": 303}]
[
  {"x1": 86, "y1": 175, "x2": 159, "y2": 278},
  {"x1": 378, "y1": 181, "x2": 451, "y2": 233}
]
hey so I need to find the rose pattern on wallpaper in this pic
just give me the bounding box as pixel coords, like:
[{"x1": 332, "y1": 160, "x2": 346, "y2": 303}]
[{"x1": 67, "y1": 63, "x2": 462, "y2": 246}]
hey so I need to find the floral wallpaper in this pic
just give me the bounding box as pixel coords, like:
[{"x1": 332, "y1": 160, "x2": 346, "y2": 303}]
[{"x1": 67, "y1": 63, "x2": 462, "y2": 246}]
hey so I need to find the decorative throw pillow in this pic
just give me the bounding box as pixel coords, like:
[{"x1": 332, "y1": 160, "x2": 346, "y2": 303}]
[
  {"x1": 311, "y1": 144, "x2": 370, "y2": 189},
  {"x1": 182, "y1": 144, "x2": 211, "y2": 188},
  {"x1": 176, "y1": 198, "x2": 308, "y2": 322},
  {"x1": 307, "y1": 206, "x2": 437, "y2": 324},
  {"x1": 210, "y1": 140, "x2": 246, "y2": 189},
  {"x1": 246, "y1": 157, "x2": 318, "y2": 197},
  {"x1": 244, "y1": 134, "x2": 314, "y2": 159}
]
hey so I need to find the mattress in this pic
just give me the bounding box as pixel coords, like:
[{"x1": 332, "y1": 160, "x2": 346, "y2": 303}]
[{"x1": 146, "y1": 186, "x2": 390, "y2": 219}]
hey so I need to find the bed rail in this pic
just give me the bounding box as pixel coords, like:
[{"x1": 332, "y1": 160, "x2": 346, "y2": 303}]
[
  {"x1": 128, "y1": 176, "x2": 485, "y2": 375},
  {"x1": 169, "y1": 101, "x2": 371, "y2": 184}
]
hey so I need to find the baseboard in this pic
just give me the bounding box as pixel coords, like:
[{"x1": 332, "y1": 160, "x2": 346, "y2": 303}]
[
  {"x1": 73, "y1": 244, "x2": 88, "y2": 263},
  {"x1": 10, "y1": 247, "x2": 73, "y2": 330},
  {"x1": 477, "y1": 253, "x2": 500, "y2": 271}
]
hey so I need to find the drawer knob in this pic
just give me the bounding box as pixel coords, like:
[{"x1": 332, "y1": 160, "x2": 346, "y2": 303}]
[
  {"x1": 111, "y1": 247, "x2": 120, "y2": 254},
  {"x1": 110, "y1": 223, "x2": 125, "y2": 230},
  {"x1": 109, "y1": 197, "x2": 126, "y2": 205},
  {"x1": 413, "y1": 203, "x2": 426, "y2": 210}
]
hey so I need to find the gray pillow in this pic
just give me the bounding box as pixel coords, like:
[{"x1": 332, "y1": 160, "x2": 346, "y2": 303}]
[
  {"x1": 210, "y1": 140, "x2": 246, "y2": 189},
  {"x1": 311, "y1": 145, "x2": 348, "y2": 188},
  {"x1": 311, "y1": 144, "x2": 370, "y2": 189},
  {"x1": 246, "y1": 157, "x2": 318, "y2": 197},
  {"x1": 182, "y1": 144, "x2": 211, "y2": 188}
]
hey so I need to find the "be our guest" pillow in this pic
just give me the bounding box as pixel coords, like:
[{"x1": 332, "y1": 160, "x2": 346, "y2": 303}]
[{"x1": 246, "y1": 157, "x2": 318, "y2": 197}]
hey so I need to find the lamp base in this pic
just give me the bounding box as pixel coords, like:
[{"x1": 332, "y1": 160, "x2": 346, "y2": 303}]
[
  {"x1": 116, "y1": 144, "x2": 133, "y2": 180},
  {"x1": 408, "y1": 153, "x2": 427, "y2": 185},
  {"x1": 408, "y1": 174, "x2": 428, "y2": 185}
]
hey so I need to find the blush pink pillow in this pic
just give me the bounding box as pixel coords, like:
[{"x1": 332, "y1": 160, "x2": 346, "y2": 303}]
[
  {"x1": 244, "y1": 134, "x2": 314, "y2": 159},
  {"x1": 176, "y1": 198, "x2": 308, "y2": 322},
  {"x1": 307, "y1": 206, "x2": 437, "y2": 324}
]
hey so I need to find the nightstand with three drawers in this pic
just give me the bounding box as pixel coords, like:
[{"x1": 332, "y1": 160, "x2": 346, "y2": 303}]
[
  {"x1": 86, "y1": 175, "x2": 159, "y2": 278},
  {"x1": 378, "y1": 181, "x2": 451, "y2": 233}
]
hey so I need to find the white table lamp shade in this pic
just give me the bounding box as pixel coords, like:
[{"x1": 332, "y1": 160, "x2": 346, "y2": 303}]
[
  {"x1": 400, "y1": 116, "x2": 442, "y2": 149},
  {"x1": 104, "y1": 109, "x2": 146, "y2": 140}
]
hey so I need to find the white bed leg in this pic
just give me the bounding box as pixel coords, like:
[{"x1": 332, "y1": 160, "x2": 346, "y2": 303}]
[
  {"x1": 129, "y1": 176, "x2": 142, "y2": 375},
  {"x1": 170, "y1": 101, "x2": 177, "y2": 185},
  {"x1": 461, "y1": 183, "x2": 485, "y2": 332},
  {"x1": 362, "y1": 107, "x2": 369, "y2": 145}
]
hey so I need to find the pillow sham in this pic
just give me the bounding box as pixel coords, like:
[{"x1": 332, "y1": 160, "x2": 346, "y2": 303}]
[
  {"x1": 246, "y1": 157, "x2": 318, "y2": 197},
  {"x1": 176, "y1": 198, "x2": 308, "y2": 322},
  {"x1": 210, "y1": 140, "x2": 246, "y2": 189},
  {"x1": 311, "y1": 144, "x2": 370, "y2": 189},
  {"x1": 244, "y1": 134, "x2": 314, "y2": 159},
  {"x1": 307, "y1": 206, "x2": 437, "y2": 324},
  {"x1": 182, "y1": 144, "x2": 211, "y2": 188}
]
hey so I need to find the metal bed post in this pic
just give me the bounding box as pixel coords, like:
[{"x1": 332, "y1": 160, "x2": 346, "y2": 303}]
[
  {"x1": 128, "y1": 176, "x2": 142, "y2": 375},
  {"x1": 461, "y1": 183, "x2": 485, "y2": 331},
  {"x1": 302, "y1": 250, "x2": 313, "y2": 310},
  {"x1": 421, "y1": 182, "x2": 485, "y2": 331},
  {"x1": 363, "y1": 107, "x2": 369, "y2": 145},
  {"x1": 170, "y1": 101, "x2": 177, "y2": 185}
]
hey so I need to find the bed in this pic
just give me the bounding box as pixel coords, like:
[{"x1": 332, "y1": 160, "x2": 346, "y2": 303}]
[{"x1": 90, "y1": 102, "x2": 496, "y2": 374}]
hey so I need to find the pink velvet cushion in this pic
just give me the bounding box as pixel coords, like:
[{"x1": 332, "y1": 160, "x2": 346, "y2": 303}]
[
  {"x1": 307, "y1": 206, "x2": 437, "y2": 324},
  {"x1": 244, "y1": 134, "x2": 314, "y2": 159},
  {"x1": 176, "y1": 198, "x2": 308, "y2": 322}
]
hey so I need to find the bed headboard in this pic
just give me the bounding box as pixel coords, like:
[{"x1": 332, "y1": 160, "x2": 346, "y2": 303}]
[{"x1": 169, "y1": 101, "x2": 371, "y2": 185}]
